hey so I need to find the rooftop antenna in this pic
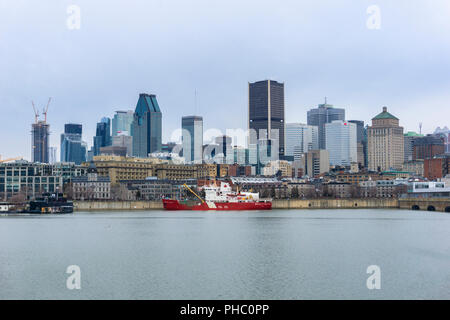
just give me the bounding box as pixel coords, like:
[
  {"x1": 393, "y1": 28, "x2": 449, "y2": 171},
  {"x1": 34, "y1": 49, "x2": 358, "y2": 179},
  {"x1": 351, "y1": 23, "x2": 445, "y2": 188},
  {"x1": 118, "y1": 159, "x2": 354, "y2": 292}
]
[
  {"x1": 419, "y1": 122, "x2": 423, "y2": 135},
  {"x1": 324, "y1": 96, "x2": 327, "y2": 104},
  {"x1": 31, "y1": 101, "x2": 39, "y2": 123}
]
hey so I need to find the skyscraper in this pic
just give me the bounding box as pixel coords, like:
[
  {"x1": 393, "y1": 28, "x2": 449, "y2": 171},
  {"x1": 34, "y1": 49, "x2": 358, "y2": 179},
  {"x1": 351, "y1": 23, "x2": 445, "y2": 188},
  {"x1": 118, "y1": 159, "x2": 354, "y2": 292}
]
[
  {"x1": 182, "y1": 116, "x2": 203, "y2": 164},
  {"x1": 131, "y1": 93, "x2": 162, "y2": 158},
  {"x1": 367, "y1": 107, "x2": 404, "y2": 171},
  {"x1": 285, "y1": 123, "x2": 319, "y2": 161},
  {"x1": 112, "y1": 110, "x2": 134, "y2": 136},
  {"x1": 31, "y1": 121, "x2": 50, "y2": 163},
  {"x1": 348, "y1": 120, "x2": 367, "y2": 167},
  {"x1": 248, "y1": 80, "x2": 285, "y2": 156},
  {"x1": 412, "y1": 135, "x2": 445, "y2": 160},
  {"x1": 305, "y1": 149, "x2": 330, "y2": 178},
  {"x1": 214, "y1": 135, "x2": 232, "y2": 164},
  {"x1": 404, "y1": 131, "x2": 424, "y2": 162},
  {"x1": 307, "y1": 100, "x2": 345, "y2": 150},
  {"x1": 60, "y1": 123, "x2": 87, "y2": 164},
  {"x1": 325, "y1": 120, "x2": 357, "y2": 167},
  {"x1": 93, "y1": 117, "x2": 111, "y2": 156}
]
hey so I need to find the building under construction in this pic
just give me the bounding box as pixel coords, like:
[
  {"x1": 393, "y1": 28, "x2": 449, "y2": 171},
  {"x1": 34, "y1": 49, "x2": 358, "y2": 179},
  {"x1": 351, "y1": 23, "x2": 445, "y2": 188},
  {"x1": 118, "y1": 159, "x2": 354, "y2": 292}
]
[{"x1": 31, "y1": 98, "x2": 51, "y2": 163}]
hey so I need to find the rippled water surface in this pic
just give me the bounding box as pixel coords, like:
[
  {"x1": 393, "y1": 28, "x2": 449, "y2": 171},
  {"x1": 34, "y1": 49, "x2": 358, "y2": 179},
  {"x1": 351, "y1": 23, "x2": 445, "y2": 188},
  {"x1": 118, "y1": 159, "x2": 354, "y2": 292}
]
[{"x1": 1, "y1": 209, "x2": 449, "y2": 299}]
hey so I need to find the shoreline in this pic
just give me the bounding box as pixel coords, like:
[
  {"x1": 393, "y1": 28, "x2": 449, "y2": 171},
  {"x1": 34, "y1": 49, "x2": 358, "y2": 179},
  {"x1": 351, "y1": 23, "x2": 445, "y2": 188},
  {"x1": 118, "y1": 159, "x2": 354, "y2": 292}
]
[{"x1": 72, "y1": 198, "x2": 450, "y2": 213}]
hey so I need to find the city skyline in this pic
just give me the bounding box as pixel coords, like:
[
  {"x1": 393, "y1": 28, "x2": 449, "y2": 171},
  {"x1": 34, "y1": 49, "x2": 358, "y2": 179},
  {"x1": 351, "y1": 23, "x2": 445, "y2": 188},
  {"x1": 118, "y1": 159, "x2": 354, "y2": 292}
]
[{"x1": 1, "y1": 1, "x2": 450, "y2": 160}]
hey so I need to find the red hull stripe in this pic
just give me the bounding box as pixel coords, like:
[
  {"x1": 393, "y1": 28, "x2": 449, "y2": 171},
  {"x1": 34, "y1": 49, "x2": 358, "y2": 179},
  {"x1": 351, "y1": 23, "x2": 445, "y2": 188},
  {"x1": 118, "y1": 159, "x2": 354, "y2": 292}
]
[{"x1": 162, "y1": 199, "x2": 272, "y2": 211}]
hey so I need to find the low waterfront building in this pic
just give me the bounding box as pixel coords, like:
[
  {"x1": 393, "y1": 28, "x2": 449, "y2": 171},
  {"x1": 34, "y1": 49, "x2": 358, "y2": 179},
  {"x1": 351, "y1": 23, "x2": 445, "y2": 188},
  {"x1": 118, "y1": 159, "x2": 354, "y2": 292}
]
[
  {"x1": 119, "y1": 178, "x2": 196, "y2": 200},
  {"x1": 360, "y1": 179, "x2": 408, "y2": 198},
  {"x1": 424, "y1": 155, "x2": 450, "y2": 180},
  {"x1": 230, "y1": 177, "x2": 282, "y2": 191},
  {"x1": 407, "y1": 181, "x2": 450, "y2": 198},
  {"x1": 331, "y1": 171, "x2": 384, "y2": 185},
  {"x1": 262, "y1": 160, "x2": 292, "y2": 177},
  {"x1": 87, "y1": 155, "x2": 216, "y2": 185},
  {"x1": 155, "y1": 163, "x2": 217, "y2": 180},
  {"x1": 402, "y1": 160, "x2": 424, "y2": 177},
  {"x1": 86, "y1": 155, "x2": 165, "y2": 185},
  {"x1": 0, "y1": 161, "x2": 86, "y2": 200},
  {"x1": 324, "y1": 182, "x2": 353, "y2": 198},
  {"x1": 287, "y1": 182, "x2": 316, "y2": 198},
  {"x1": 72, "y1": 163, "x2": 111, "y2": 200}
]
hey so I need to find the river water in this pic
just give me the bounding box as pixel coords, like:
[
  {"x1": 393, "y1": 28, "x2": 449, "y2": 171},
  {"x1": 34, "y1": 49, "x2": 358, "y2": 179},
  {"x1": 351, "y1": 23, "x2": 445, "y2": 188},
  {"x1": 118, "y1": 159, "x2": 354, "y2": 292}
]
[{"x1": 0, "y1": 209, "x2": 449, "y2": 299}]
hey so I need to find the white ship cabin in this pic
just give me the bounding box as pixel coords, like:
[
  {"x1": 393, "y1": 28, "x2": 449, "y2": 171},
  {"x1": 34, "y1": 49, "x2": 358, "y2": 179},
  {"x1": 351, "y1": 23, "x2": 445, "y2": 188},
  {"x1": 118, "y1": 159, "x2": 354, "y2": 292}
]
[{"x1": 203, "y1": 182, "x2": 260, "y2": 203}]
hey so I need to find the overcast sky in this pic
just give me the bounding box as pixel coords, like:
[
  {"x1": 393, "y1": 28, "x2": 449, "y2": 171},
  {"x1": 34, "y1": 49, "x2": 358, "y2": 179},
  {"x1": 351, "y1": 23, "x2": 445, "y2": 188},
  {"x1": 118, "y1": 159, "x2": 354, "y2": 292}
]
[{"x1": 1, "y1": 0, "x2": 449, "y2": 160}]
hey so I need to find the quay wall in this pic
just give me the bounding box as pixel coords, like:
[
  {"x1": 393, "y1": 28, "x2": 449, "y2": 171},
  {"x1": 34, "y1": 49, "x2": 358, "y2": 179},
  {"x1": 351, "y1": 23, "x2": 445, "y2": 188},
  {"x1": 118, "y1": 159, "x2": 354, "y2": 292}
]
[
  {"x1": 272, "y1": 198, "x2": 398, "y2": 209},
  {"x1": 74, "y1": 198, "x2": 399, "y2": 211}
]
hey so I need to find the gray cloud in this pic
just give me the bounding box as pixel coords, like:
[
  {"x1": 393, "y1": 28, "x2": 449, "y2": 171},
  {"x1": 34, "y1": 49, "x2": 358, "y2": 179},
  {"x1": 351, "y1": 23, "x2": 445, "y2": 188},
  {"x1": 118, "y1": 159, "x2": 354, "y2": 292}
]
[{"x1": 1, "y1": 0, "x2": 449, "y2": 159}]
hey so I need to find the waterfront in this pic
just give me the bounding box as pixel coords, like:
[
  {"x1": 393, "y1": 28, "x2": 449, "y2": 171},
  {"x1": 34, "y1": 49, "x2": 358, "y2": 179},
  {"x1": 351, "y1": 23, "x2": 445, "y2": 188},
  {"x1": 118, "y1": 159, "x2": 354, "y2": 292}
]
[{"x1": 0, "y1": 209, "x2": 449, "y2": 299}]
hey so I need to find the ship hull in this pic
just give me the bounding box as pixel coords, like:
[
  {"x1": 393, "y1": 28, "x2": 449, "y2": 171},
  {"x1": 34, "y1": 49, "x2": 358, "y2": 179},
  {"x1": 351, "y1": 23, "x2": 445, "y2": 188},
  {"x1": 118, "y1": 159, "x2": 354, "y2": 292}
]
[{"x1": 162, "y1": 199, "x2": 272, "y2": 211}]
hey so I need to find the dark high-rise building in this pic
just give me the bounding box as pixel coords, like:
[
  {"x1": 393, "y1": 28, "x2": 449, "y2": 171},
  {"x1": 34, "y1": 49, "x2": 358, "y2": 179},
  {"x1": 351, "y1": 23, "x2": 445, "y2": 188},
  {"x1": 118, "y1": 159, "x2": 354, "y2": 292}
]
[
  {"x1": 92, "y1": 118, "x2": 111, "y2": 156},
  {"x1": 248, "y1": 80, "x2": 285, "y2": 156},
  {"x1": 32, "y1": 121, "x2": 50, "y2": 163},
  {"x1": 182, "y1": 116, "x2": 203, "y2": 164},
  {"x1": 307, "y1": 100, "x2": 345, "y2": 149},
  {"x1": 131, "y1": 93, "x2": 162, "y2": 158},
  {"x1": 349, "y1": 120, "x2": 367, "y2": 167},
  {"x1": 61, "y1": 123, "x2": 87, "y2": 165},
  {"x1": 404, "y1": 131, "x2": 424, "y2": 162},
  {"x1": 413, "y1": 135, "x2": 445, "y2": 160}
]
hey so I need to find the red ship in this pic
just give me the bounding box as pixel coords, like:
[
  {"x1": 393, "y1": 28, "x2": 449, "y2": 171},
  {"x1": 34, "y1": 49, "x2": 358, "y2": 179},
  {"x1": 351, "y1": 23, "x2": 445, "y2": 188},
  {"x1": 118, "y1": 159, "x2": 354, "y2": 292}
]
[{"x1": 162, "y1": 182, "x2": 272, "y2": 211}]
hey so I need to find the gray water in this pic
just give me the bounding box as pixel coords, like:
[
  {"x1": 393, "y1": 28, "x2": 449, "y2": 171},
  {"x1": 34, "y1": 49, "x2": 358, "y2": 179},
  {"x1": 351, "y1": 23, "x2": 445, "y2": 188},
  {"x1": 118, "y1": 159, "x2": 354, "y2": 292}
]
[{"x1": 0, "y1": 209, "x2": 449, "y2": 300}]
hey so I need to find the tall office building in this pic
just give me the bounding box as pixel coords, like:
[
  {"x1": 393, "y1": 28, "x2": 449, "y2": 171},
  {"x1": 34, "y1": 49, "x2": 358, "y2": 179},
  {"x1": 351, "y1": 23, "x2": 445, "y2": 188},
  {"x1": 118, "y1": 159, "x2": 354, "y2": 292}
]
[
  {"x1": 93, "y1": 117, "x2": 111, "y2": 156},
  {"x1": 60, "y1": 123, "x2": 87, "y2": 165},
  {"x1": 404, "y1": 131, "x2": 424, "y2": 162},
  {"x1": 182, "y1": 116, "x2": 203, "y2": 164},
  {"x1": 307, "y1": 100, "x2": 345, "y2": 149},
  {"x1": 412, "y1": 135, "x2": 445, "y2": 160},
  {"x1": 325, "y1": 120, "x2": 357, "y2": 167},
  {"x1": 367, "y1": 107, "x2": 404, "y2": 171},
  {"x1": 112, "y1": 134, "x2": 133, "y2": 157},
  {"x1": 31, "y1": 121, "x2": 50, "y2": 163},
  {"x1": 305, "y1": 150, "x2": 330, "y2": 178},
  {"x1": 49, "y1": 147, "x2": 57, "y2": 164},
  {"x1": 285, "y1": 123, "x2": 319, "y2": 161},
  {"x1": 213, "y1": 135, "x2": 232, "y2": 164},
  {"x1": 433, "y1": 126, "x2": 450, "y2": 153},
  {"x1": 348, "y1": 120, "x2": 367, "y2": 167},
  {"x1": 248, "y1": 80, "x2": 285, "y2": 156},
  {"x1": 131, "y1": 93, "x2": 162, "y2": 158},
  {"x1": 112, "y1": 110, "x2": 134, "y2": 136}
]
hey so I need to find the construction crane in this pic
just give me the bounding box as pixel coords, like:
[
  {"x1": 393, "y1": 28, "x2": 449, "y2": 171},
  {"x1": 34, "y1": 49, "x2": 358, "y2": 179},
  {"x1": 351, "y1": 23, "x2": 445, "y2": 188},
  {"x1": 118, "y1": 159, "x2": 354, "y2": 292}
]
[
  {"x1": 43, "y1": 97, "x2": 51, "y2": 123},
  {"x1": 31, "y1": 101, "x2": 39, "y2": 123},
  {"x1": 31, "y1": 97, "x2": 52, "y2": 123}
]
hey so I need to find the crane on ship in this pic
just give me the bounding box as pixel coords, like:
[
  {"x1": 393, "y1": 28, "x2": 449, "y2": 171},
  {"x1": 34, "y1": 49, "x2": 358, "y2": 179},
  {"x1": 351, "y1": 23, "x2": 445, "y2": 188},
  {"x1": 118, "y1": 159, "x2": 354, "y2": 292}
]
[{"x1": 183, "y1": 184, "x2": 205, "y2": 203}]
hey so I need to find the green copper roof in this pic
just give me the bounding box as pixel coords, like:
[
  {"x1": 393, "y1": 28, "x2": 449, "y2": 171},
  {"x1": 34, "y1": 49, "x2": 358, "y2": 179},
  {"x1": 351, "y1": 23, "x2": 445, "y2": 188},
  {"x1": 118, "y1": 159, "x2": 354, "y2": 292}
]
[
  {"x1": 404, "y1": 131, "x2": 424, "y2": 137},
  {"x1": 372, "y1": 107, "x2": 399, "y2": 120}
]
